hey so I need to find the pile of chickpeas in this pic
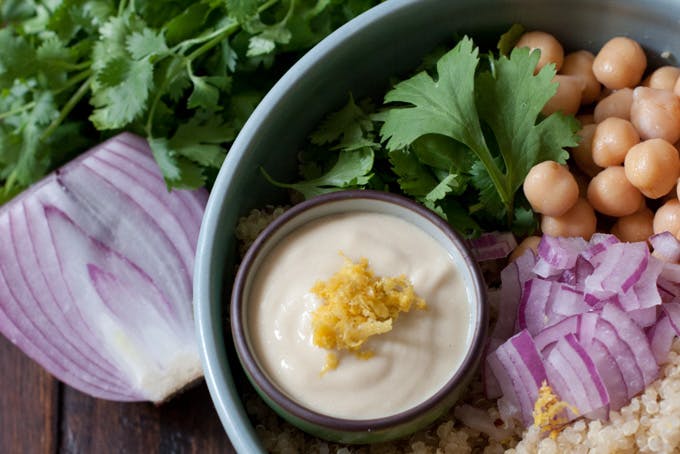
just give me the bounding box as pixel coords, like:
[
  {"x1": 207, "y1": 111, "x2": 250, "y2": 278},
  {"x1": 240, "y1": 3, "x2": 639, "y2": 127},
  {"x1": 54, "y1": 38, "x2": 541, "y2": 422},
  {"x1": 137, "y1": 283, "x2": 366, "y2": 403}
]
[{"x1": 513, "y1": 31, "x2": 680, "y2": 258}]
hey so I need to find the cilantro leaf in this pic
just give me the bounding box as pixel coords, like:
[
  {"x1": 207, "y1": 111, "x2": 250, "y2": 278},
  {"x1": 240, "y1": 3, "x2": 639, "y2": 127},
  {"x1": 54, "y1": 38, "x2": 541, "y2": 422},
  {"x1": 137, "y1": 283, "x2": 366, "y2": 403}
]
[
  {"x1": 388, "y1": 148, "x2": 438, "y2": 199},
  {"x1": 497, "y1": 23, "x2": 525, "y2": 55},
  {"x1": 476, "y1": 46, "x2": 577, "y2": 196},
  {"x1": 90, "y1": 57, "x2": 154, "y2": 129},
  {"x1": 380, "y1": 37, "x2": 488, "y2": 158},
  {"x1": 309, "y1": 95, "x2": 377, "y2": 151},
  {"x1": 126, "y1": 28, "x2": 168, "y2": 60},
  {"x1": 263, "y1": 149, "x2": 374, "y2": 199}
]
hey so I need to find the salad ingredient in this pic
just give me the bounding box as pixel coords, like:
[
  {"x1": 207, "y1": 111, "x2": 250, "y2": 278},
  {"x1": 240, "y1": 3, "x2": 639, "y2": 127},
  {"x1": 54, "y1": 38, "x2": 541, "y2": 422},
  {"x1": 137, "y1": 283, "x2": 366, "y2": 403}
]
[
  {"x1": 0, "y1": 0, "x2": 378, "y2": 197},
  {"x1": 487, "y1": 234, "x2": 680, "y2": 430},
  {"x1": 533, "y1": 381, "x2": 578, "y2": 439},
  {"x1": 570, "y1": 124, "x2": 601, "y2": 177},
  {"x1": 586, "y1": 166, "x2": 643, "y2": 217},
  {"x1": 650, "y1": 231, "x2": 680, "y2": 262},
  {"x1": 645, "y1": 66, "x2": 680, "y2": 91},
  {"x1": 310, "y1": 254, "x2": 427, "y2": 372},
  {"x1": 270, "y1": 32, "x2": 580, "y2": 238},
  {"x1": 624, "y1": 138, "x2": 680, "y2": 199},
  {"x1": 0, "y1": 133, "x2": 206, "y2": 402},
  {"x1": 630, "y1": 87, "x2": 680, "y2": 143},
  {"x1": 466, "y1": 231, "x2": 518, "y2": 261},
  {"x1": 515, "y1": 31, "x2": 564, "y2": 73},
  {"x1": 593, "y1": 88, "x2": 633, "y2": 123},
  {"x1": 653, "y1": 199, "x2": 680, "y2": 238},
  {"x1": 509, "y1": 236, "x2": 542, "y2": 261},
  {"x1": 246, "y1": 210, "x2": 471, "y2": 419},
  {"x1": 593, "y1": 37, "x2": 647, "y2": 89},
  {"x1": 591, "y1": 117, "x2": 640, "y2": 167},
  {"x1": 523, "y1": 161, "x2": 579, "y2": 216},
  {"x1": 561, "y1": 50, "x2": 600, "y2": 104},
  {"x1": 540, "y1": 198, "x2": 597, "y2": 239},
  {"x1": 610, "y1": 206, "x2": 655, "y2": 243},
  {"x1": 541, "y1": 75, "x2": 582, "y2": 116}
]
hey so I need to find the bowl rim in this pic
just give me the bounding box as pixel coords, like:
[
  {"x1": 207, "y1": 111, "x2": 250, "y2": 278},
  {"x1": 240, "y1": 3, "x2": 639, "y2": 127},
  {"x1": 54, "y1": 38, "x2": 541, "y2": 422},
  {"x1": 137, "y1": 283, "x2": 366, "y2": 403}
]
[{"x1": 229, "y1": 189, "x2": 488, "y2": 432}]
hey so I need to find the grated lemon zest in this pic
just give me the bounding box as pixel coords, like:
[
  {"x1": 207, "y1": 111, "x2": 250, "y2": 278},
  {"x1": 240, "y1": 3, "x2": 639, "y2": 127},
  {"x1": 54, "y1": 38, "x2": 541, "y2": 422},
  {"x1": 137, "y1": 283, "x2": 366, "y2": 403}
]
[
  {"x1": 311, "y1": 253, "x2": 426, "y2": 373},
  {"x1": 533, "y1": 381, "x2": 579, "y2": 439}
]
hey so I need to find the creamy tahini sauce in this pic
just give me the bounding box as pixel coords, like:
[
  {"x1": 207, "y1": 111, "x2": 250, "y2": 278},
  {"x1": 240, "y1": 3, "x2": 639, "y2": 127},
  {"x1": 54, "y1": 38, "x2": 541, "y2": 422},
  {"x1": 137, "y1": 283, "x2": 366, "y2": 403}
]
[{"x1": 247, "y1": 211, "x2": 472, "y2": 419}]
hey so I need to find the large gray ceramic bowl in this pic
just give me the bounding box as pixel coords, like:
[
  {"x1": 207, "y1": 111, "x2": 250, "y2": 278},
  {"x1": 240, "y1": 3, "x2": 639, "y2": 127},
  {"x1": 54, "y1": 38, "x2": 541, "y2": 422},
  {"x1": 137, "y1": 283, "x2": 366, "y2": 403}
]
[{"x1": 194, "y1": 0, "x2": 680, "y2": 451}]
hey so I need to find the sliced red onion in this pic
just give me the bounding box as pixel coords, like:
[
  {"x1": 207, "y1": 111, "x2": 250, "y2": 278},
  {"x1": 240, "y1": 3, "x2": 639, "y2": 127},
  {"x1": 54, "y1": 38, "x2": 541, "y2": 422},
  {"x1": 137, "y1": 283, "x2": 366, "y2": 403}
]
[
  {"x1": 650, "y1": 231, "x2": 680, "y2": 262},
  {"x1": 518, "y1": 280, "x2": 589, "y2": 336},
  {"x1": 533, "y1": 236, "x2": 588, "y2": 278},
  {"x1": 626, "y1": 306, "x2": 658, "y2": 329},
  {"x1": 484, "y1": 337, "x2": 504, "y2": 399},
  {"x1": 492, "y1": 250, "x2": 536, "y2": 340},
  {"x1": 489, "y1": 232, "x2": 677, "y2": 429},
  {"x1": 0, "y1": 133, "x2": 206, "y2": 402},
  {"x1": 600, "y1": 305, "x2": 658, "y2": 389},
  {"x1": 585, "y1": 242, "x2": 649, "y2": 299},
  {"x1": 467, "y1": 231, "x2": 517, "y2": 261},
  {"x1": 487, "y1": 330, "x2": 547, "y2": 426},
  {"x1": 581, "y1": 337, "x2": 629, "y2": 411},
  {"x1": 647, "y1": 314, "x2": 676, "y2": 364},
  {"x1": 544, "y1": 334, "x2": 609, "y2": 420},
  {"x1": 580, "y1": 233, "x2": 620, "y2": 264}
]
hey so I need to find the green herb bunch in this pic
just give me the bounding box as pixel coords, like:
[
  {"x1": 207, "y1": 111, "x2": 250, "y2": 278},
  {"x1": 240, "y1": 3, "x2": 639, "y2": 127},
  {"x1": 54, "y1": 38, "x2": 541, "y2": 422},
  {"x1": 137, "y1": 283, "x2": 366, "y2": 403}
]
[
  {"x1": 267, "y1": 28, "x2": 581, "y2": 237},
  {"x1": 0, "y1": 0, "x2": 380, "y2": 203}
]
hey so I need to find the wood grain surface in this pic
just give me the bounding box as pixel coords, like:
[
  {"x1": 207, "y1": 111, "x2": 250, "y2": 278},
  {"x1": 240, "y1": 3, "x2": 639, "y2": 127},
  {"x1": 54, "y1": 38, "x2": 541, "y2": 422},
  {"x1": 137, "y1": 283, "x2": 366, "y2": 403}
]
[{"x1": 0, "y1": 336, "x2": 236, "y2": 454}]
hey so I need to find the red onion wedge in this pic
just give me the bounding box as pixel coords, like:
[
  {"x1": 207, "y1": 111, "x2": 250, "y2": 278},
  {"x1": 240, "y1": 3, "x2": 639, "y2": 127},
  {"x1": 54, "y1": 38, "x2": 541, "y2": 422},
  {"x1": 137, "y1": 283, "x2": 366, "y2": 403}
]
[{"x1": 0, "y1": 133, "x2": 207, "y2": 402}]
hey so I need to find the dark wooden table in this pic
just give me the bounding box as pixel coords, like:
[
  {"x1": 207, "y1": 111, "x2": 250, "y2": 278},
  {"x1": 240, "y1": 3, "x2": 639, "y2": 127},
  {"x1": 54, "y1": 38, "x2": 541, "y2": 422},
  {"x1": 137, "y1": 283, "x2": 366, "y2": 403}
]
[{"x1": 0, "y1": 335, "x2": 237, "y2": 453}]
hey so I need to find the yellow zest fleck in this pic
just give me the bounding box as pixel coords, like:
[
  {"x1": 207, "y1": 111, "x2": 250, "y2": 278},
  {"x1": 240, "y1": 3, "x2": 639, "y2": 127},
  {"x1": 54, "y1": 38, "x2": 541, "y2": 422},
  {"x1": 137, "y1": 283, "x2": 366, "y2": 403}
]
[
  {"x1": 311, "y1": 253, "x2": 426, "y2": 373},
  {"x1": 533, "y1": 381, "x2": 579, "y2": 439}
]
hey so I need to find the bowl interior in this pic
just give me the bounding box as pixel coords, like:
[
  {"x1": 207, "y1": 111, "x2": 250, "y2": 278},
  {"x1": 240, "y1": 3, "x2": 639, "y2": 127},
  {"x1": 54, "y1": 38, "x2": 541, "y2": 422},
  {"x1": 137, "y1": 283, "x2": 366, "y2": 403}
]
[
  {"x1": 231, "y1": 191, "x2": 486, "y2": 434},
  {"x1": 194, "y1": 0, "x2": 680, "y2": 451}
]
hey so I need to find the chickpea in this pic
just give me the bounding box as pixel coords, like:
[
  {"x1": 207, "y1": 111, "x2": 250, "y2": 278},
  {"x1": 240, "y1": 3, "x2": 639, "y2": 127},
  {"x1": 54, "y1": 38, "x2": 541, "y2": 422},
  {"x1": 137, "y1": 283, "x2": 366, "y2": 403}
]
[
  {"x1": 610, "y1": 206, "x2": 654, "y2": 242},
  {"x1": 624, "y1": 138, "x2": 680, "y2": 199},
  {"x1": 561, "y1": 50, "x2": 601, "y2": 104},
  {"x1": 541, "y1": 198, "x2": 597, "y2": 240},
  {"x1": 593, "y1": 88, "x2": 633, "y2": 123},
  {"x1": 653, "y1": 199, "x2": 680, "y2": 238},
  {"x1": 523, "y1": 161, "x2": 579, "y2": 216},
  {"x1": 592, "y1": 37, "x2": 647, "y2": 89},
  {"x1": 587, "y1": 166, "x2": 643, "y2": 217},
  {"x1": 515, "y1": 31, "x2": 564, "y2": 73},
  {"x1": 509, "y1": 236, "x2": 541, "y2": 261},
  {"x1": 542, "y1": 75, "x2": 583, "y2": 116},
  {"x1": 592, "y1": 117, "x2": 640, "y2": 167},
  {"x1": 570, "y1": 124, "x2": 602, "y2": 177},
  {"x1": 675, "y1": 77, "x2": 680, "y2": 97},
  {"x1": 630, "y1": 87, "x2": 680, "y2": 144},
  {"x1": 644, "y1": 66, "x2": 680, "y2": 91}
]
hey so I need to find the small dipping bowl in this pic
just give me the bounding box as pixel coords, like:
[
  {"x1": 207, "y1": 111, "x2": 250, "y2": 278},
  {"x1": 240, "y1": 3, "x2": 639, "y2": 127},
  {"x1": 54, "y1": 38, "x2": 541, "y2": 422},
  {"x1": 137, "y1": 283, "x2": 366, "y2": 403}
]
[{"x1": 230, "y1": 190, "x2": 488, "y2": 444}]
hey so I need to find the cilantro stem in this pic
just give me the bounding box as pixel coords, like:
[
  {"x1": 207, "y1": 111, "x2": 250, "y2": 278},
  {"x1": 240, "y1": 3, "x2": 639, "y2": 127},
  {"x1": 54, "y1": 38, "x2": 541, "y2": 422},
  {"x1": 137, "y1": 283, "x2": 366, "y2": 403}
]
[
  {"x1": 39, "y1": 75, "x2": 93, "y2": 143},
  {"x1": 0, "y1": 102, "x2": 36, "y2": 120}
]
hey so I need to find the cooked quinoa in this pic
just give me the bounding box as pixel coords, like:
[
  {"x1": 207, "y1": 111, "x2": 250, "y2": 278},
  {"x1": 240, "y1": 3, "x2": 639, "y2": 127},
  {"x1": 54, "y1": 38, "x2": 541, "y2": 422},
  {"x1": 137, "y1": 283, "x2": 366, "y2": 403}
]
[{"x1": 235, "y1": 208, "x2": 680, "y2": 454}]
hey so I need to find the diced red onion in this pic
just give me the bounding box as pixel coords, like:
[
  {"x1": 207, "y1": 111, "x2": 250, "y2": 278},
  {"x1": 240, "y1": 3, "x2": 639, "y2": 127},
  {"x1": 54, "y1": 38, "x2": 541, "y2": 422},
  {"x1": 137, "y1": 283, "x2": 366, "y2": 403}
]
[
  {"x1": 650, "y1": 231, "x2": 680, "y2": 262},
  {"x1": 492, "y1": 250, "x2": 535, "y2": 340},
  {"x1": 544, "y1": 334, "x2": 609, "y2": 420},
  {"x1": 467, "y1": 232, "x2": 517, "y2": 261},
  {"x1": 488, "y1": 330, "x2": 547, "y2": 426},
  {"x1": 0, "y1": 133, "x2": 206, "y2": 402},
  {"x1": 600, "y1": 304, "x2": 658, "y2": 388},
  {"x1": 647, "y1": 314, "x2": 676, "y2": 365}
]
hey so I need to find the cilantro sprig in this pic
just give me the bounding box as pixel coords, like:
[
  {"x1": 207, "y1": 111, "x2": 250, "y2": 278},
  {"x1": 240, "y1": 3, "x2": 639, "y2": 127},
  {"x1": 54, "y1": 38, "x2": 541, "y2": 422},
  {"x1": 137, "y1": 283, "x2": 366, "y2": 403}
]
[
  {"x1": 0, "y1": 0, "x2": 380, "y2": 199},
  {"x1": 267, "y1": 33, "x2": 580, "y2": 237}
]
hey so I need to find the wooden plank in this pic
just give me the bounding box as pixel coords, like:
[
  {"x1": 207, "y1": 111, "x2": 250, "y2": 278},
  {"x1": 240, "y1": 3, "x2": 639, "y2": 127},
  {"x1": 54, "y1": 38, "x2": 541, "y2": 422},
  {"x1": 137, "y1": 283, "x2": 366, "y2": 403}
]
[
  {"x1": 0, "y1": 336, "x2": 59, "y2": 453},
  {"x1": 60, "y1": 383, "x2": 235, "y2": 454}
]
